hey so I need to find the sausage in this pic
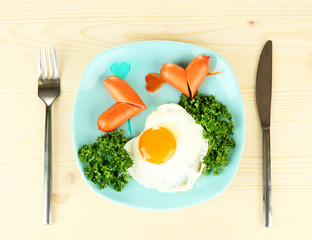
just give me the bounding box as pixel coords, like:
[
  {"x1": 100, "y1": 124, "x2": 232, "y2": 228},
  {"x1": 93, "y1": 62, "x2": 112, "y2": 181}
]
[
  {"x1": 160, "y1": 63, "x2": 190, "y2": 97},
  {"x1": 159, "y1": 55, "x2": 210, "y2": 98},
  {"x1": 145, "y1": 73, "x2": 165, "y2": 92},
  {"x1": 186, "y1": 55, "x2": 209, "y2": 98},
  {"x1": 97, "y1": 102, "x2": 143, "y2": 132},
  {"x1": 97, "y1": 76, "x2": 147, "y2": 132},
  {"x1": 104, "y1": 76, "x2": 147, "y2": 109}
]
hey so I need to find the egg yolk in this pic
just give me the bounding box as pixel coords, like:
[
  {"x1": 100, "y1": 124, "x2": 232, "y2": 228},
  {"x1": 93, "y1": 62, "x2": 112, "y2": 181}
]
[{"x1": 139, "y1": 127, "x2": 176, "y2": 164}]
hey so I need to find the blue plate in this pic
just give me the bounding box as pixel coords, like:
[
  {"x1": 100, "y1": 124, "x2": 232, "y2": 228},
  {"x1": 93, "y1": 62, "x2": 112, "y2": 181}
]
[{"x1": 72, "y1": 41, "x2": 245, "y2": 210}]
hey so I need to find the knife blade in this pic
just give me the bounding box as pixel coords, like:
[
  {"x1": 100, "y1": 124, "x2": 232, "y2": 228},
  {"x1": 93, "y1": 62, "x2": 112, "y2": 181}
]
[{"x1": 256, "y1": 40, "x2": 273, "y2": 228}]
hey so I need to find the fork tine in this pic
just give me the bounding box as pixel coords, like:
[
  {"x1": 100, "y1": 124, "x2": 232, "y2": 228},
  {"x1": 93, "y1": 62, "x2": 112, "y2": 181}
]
[
  {"x1": 53, "y1": 47, "x2": 59, "y2": 79},
  {"x1": 48, "y1": 46, "x2": 53, "y2": 79},
  {"x1": 43, "y1": 47, "x2": 48, "y2": 80},
  {"x1": 38, "y1": 47, "x2": 42, "y2": 80}
]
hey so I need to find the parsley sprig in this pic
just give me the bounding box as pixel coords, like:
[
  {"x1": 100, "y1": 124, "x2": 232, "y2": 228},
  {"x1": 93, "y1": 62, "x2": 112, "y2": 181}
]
[
  {"x1": 78, "y1": 130, "x2": 133, "y2": 192},
  {"x1": 179, "y1": 93, "x2": 235, "y2": 175}
]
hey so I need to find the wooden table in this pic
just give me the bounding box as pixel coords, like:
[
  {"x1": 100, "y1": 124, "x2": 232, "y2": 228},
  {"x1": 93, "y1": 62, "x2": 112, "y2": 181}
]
[{"x1": 1, "y1": 0, "x2": 312, "y2": 239}]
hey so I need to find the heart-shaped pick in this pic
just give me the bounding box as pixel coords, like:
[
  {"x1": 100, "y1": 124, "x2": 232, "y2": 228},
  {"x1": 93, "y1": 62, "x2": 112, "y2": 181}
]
[{"x1": 110, "y1": 62, "x2": 131, "y2": 79}]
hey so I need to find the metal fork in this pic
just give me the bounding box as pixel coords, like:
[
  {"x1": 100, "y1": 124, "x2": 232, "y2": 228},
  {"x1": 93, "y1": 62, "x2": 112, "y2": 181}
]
[{"x1": 38, "y1": 46, "x2": 60, "y2": 224}]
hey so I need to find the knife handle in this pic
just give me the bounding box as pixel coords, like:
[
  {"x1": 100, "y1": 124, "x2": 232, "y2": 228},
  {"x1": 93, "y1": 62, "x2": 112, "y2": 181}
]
[{"x1": 263, "y1": 128, "x2": 272, "y2": 227}]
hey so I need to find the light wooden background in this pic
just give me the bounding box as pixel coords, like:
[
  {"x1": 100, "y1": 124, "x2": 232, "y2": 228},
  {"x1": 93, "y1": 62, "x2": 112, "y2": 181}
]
[{"x1": 1, "y1": 0, "x2": 312, "y2": 239}]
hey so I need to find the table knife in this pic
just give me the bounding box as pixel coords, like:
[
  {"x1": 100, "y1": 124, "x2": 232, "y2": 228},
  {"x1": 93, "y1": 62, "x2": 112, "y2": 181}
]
[{"x1": 256, "y1": 40, "x2": 273, "y2": 228}]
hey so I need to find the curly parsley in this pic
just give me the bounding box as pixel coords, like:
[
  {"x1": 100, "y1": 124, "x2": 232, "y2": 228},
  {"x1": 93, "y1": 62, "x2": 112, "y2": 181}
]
[
  {"x1": 179, "y1": 93, "x2": 235, "y2": 175},
  {"x1": 78, "y1": 130, "x2": 133, "y2": 192}
]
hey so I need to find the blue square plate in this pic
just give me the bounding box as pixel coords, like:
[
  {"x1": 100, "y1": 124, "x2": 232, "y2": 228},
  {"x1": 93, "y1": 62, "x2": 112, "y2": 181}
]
[{"x1": 72, "y1": 41, "x2": 245, "y2": 210}]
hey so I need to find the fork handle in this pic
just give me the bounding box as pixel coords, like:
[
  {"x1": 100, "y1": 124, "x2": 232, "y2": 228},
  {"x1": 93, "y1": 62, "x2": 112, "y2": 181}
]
[
  {"x1": 263, "y1": 129, "x2": 272, "y2": 227},
  {"x1": 43, "y1": 105, "x2": 52, "y2": 224}
]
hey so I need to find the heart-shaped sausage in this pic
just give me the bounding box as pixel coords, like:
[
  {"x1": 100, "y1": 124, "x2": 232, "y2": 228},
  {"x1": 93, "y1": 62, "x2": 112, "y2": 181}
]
[
  {"x1": 160, "y1": 55, "x2": 210, "y2": 98},
  {"x1": 145, "y1": 73, "x2": 165, "y2": 92},
  {"x1": 97, "y1": 76, "x2": 146, "y2": 132}
]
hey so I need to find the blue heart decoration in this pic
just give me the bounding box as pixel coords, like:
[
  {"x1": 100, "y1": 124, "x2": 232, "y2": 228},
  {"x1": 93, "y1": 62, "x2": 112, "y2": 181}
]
[
  {"x1": 110, "y1": 61, "x2": 132, "y2": 136},
  {"x1": 110, "y1": 62, "x2": 131, "y2": 79}
]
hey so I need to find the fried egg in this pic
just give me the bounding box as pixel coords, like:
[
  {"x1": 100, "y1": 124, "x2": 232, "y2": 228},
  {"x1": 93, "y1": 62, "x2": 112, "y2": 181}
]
[{"x1": 124, "y1": 103, "x2": 208, "y2": 193}]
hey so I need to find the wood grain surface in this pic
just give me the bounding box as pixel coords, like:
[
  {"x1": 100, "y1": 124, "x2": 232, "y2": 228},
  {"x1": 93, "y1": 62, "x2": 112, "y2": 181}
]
[{"x1": 0, "y1": 0, "x2": 312, "y2": 239}]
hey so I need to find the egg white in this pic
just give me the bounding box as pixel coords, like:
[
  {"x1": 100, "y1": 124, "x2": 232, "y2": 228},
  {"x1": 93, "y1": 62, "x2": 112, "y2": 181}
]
[{"x1": 124, "y1": 103, "x2": 208, "y2": 193}]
